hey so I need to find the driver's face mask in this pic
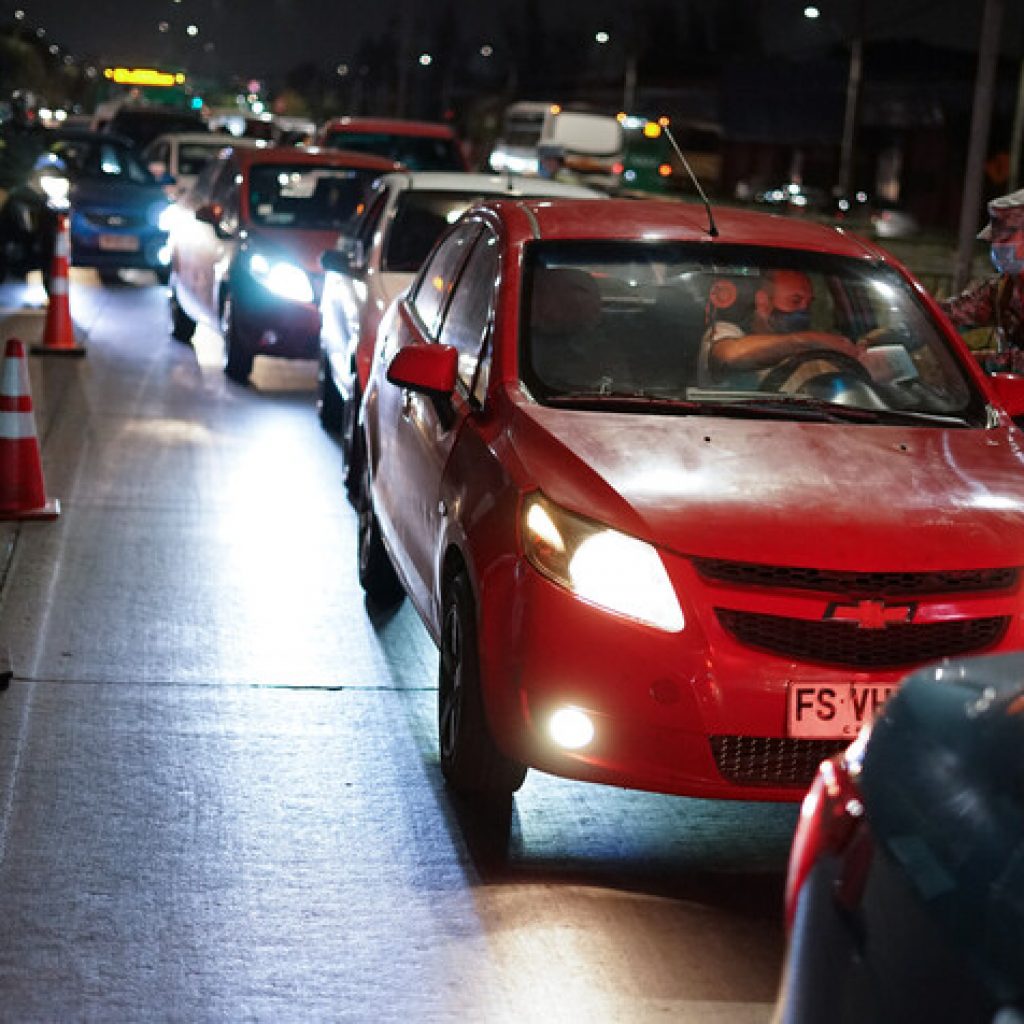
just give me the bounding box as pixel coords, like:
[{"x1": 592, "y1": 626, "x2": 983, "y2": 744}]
[
  {"x1": 768, "y1": 308, "x2": 812, "y2": 333},
  {"x1": 990, "y1": 242, "x2": 1024, "y2": 276}
]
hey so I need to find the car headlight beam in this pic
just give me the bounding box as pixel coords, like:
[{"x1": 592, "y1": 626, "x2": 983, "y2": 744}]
[
  {"x1": 249, "y1": 251, "x2": 314, "y2": 303},
  {"x1": 38, "y1": 173, "x2": 70, "y2": 209},
  {"x1": 522, "y1": 494, "x2": 684, "y2": 633}
]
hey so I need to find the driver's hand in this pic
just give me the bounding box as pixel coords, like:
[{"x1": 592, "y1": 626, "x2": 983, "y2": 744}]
[{"x1": 857, "y1": 326, "x2": 896, "y2": 349}]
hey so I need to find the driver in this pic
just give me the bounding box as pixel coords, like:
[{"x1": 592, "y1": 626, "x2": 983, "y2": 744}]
[{"x1": 707, "y1": 269, "x2": 864, "y2": 388}]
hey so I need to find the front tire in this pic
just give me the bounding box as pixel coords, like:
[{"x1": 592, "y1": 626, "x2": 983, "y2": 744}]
[
  {"x1": 439, "y1": 572, "x2": 527, "y2": 801},
  {"x1": 317, "y1": 353, "x2": 344, "y2": 432},
  {"x1": 169, "y1": 284, "x2": 196, "y2": 343},
  {"x1": 356, "y1": 463, "x2": 405, "y2": 607},
  {"x1": 221, "y1": 295, "x2": 254, "y2": 383}
]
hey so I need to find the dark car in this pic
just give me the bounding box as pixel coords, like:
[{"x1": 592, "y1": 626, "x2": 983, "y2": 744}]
[
  {"x1": 0, "y1": 127, "x2": 172, "y2": 284},
  {"x1": 318, "y1": 117, "x2": 468, "y2": 171},
  {"x1": 101, "y1": 104, "x2": 208, "y2": 151},
  {"x1": 776, "y1": 652, "x2": 1024, "y2": 1024}
]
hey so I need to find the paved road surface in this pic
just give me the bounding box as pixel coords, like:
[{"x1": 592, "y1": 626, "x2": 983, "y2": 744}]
[{"x1": 0, "y1": 270, "x2": 799, "y2": 1022}]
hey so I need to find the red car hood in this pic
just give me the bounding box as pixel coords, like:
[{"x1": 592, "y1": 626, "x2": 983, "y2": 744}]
[
  {"x1": 245, "y1": 227, "x2": 341, "y2": 275},
  {"x1": 510, "y1": 402, "x2": 1024, "y2": 570}
]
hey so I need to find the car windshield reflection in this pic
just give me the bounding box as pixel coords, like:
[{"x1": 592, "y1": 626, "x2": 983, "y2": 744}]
[{"x1": 521, "y1": 242, "x2": 984, "y2": 426}]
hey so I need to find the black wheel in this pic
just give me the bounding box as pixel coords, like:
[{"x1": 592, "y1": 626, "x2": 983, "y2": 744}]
[
  {"x1": 221, "y1": 295, "x2": 254, "y2": 383},
  {"x1": 341, "y1": 385, "x2": 364, "y2": 497},
  {"x1": 439, "y1": 572, "x2": 527, "y2": 800},
  {"x1": 356, "y1": 463, "x2": 405, "y2": 607},
  {"x1": 317, "y1": 353, "x2": 344, "y2": 431},
  {"x1": 169, "y1": 285, "x2": 196, "y2": 343},
  {"x1": 155, "y1": 266, "x2": 171, "y2": 286},
  {"x1": 97, "y1": 268, "x2": 121, "y2": 286}
]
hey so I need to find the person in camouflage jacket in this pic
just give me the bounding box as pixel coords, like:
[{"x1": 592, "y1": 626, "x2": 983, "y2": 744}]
[{"x1": 942, "y1": 189, "x2": 1024, "y2": 374}]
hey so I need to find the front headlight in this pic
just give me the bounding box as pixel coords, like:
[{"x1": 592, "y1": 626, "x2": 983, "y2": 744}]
[
  {"x1": 249, "y1": 251, "x2": 314, "y2": 304},
  {"x1": 38, "y1": 173, "x2": 70, "y2": 210},
  {"x1": 521, "y1": 493, "x2": 684, "y2": 633},
  {"x1": 157, "y1": 203, "x2": 178, "y2": 232}
]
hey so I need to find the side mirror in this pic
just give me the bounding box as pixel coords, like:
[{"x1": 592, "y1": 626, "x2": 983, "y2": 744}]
[
  {"x1": 989, "y1": 372, "x2": 1024, "y2": 419},
  {"x1": 321, "y1": 238, "x2": 366, "y2": 276},
  {"x1": 320, "y1": 248, "x2": 349, "y2": 274},
  {"x1": 386, "y1": 344, "x2": 458, "y2": 397},
  {"x1": 195, "y1": 201, "x2": 231, "y2": 238}
]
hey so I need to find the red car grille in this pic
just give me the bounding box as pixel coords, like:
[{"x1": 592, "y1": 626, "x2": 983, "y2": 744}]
[
  {"x1": 715, "y1": 609, "x2": 1009, "y2": 668},
  {"x1": 711, "y1": 735, "x2": 846, "y2": 787},
  {"x1": 693, "y1": 560, "x2": 1018, "y2": 597}
]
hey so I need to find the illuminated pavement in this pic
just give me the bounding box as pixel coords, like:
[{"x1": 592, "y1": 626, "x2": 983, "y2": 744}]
[{"x1": 0, "y1": 270, "x2": 798, "y2": 1022}]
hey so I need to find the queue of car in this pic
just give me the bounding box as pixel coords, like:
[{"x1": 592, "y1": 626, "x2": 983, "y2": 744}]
[{"x1": 4, "y1": 96, "x2": 1020, "y2": 1011}]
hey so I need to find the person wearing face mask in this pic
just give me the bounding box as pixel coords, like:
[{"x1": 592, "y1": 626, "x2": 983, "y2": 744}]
[
  {"x1": 705, "y1": 268, "x2": 864, "y2": 388},
  {"x1": 941, "y1": 189, "x2": 1024, "y2": 374}
]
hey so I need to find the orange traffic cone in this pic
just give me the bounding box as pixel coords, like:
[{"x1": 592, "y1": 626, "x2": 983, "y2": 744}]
[
  {"x1": 32, "y1": 213, "x2": 84, "y2": 357},
  {"x1": 0, "y1": 338, "x2": 59, "y2": 520}
]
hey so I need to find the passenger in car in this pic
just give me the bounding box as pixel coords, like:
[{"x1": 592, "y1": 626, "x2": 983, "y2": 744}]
[
  {"x1": 704, "y1": 269, "x2": 864, "y2": 388},
  {"x1": 527, "y1": 267, "x2": 631, "y2": 394}
]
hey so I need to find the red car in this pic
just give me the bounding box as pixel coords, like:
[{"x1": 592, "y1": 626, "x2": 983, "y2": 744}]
[
  {"x1": 318, "y1": 117, "x2": 469, "y2": 172},
  {"x1": 358, "y1": 196, "x2": 1024, "y2": 806},
  {"x1": 166, "y1": 145, "x2": 397, "y2": 382}
]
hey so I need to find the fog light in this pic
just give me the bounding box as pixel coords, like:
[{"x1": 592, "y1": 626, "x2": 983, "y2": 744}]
[{"x1": 548, "y1": 708, "x2": 594, "y2": 750}]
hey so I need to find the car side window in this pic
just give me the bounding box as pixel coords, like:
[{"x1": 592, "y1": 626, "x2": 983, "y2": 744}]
[
  {"x1": 411, "y1": 222, "x2": 481, "y2": 338},
  {"x1": 210, "y1": 159, "x2": 240, "y2": 234},
  {"x1": 355, "y1": 188, "x2": 388, "y2": 254},
  {"x1": 436, "y1": 228, "x2": 499, "y2": 405},
  {"x1": 192, "y1": 157, "x2": 223, "y2": 204}
]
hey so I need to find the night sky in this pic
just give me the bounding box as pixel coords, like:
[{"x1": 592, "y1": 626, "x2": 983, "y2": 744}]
[{"x1": 13, "y1": 0, "x2": 1021, "y2": 83}]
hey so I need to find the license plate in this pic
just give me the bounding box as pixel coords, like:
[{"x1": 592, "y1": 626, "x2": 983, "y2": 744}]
[
  {"x1": 787, "y1": 682, "x2": 900, "y2": 740},
  {"x1": 98, "y1": 234, "x2": 139, "y2": 252}
]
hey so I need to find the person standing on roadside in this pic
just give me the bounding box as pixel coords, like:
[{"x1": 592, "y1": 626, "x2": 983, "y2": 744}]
[{"x1": 942, "y1": 189, "x2": 1024, "y2": 374}]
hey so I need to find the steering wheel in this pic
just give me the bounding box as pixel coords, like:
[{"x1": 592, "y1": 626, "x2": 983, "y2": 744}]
[{"x1": 759, "y1": 347, "x2": 873, "y2": 393}]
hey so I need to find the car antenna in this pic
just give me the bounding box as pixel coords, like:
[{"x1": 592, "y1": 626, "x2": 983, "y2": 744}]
[{"x1": 663, "y1": 125, "x2": 718, "y2": 238}]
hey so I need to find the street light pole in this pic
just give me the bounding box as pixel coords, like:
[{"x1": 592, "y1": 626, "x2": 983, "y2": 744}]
[
  {"x1": 953, "y1": 0, "x2": 1005, "y2": 294},
  {"x1": 835, "y1": 0, "x2": 865, "y2": 200}
]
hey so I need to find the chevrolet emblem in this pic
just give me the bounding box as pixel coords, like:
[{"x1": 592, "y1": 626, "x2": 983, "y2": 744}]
[{"x1": 826, "y1": 599, "x2": 915, "y2": 629}]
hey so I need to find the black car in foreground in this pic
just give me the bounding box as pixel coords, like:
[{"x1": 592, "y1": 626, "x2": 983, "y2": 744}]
[{"x1": 776, "y1": 652, "x2": 1024, "y2": 1024}]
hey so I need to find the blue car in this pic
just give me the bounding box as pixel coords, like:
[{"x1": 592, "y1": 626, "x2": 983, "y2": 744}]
[
  {"x1": 777, "y1": 652, "x2": 1024, "y2": 1023},
  {"x1": 2, "y1": 128, "x2": 172, "y2": 285}
]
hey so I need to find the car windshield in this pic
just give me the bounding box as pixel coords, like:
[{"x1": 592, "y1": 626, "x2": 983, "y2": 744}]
[
  {"x1": 178, "y1": 142, "x2": 231, "y2": 177},
  {"x1": 48, "y1": 137, "x2": 153, "y2": 183},
  {"x1": 383, "y1": 191, "x2": 482, "y2": 272},
  {"x1": 323, "y1": 130, "x2": 463, "y2": 171},
  {"x1": 521, "y1": 241, "x2": 986, "y2": 426},
  {"x1": 247, "y1": 165, "x2": 378, "y2": 230}
]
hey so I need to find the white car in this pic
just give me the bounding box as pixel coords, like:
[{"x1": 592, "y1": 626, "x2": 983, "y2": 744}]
[
  {"x1": 317, "y1": 169, "x2": 604, "y2": 490},
  {"x1": 142, "y1": 132, "x2": 262, "y2": 201}
]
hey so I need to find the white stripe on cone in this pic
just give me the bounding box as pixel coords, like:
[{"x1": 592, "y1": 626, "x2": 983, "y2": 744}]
[
  {"x1": 1, "y1": 352, "x2": 31, "y2": 398},
  {"x1": 0, "y1": 410, "x2": 39, "y2": 439},
  {"x1": 49, "y1": 278, "x2": 68, "y2": 296}
]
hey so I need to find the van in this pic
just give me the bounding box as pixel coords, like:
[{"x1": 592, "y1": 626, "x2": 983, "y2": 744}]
[{"x1": 490, "y1": 103, "x2": 624, "y2": 184}]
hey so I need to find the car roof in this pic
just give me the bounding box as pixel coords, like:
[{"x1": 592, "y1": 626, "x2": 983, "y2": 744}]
[
  {"x1": 47, "y1": 127, "x2": 135, "y2": 148},
  {"x1": 147, "y1": 132, "x2": 258, "y2": 147},
  {"x1": 482, "y1": 197, "x2": 887, "y2": 259},
  {"x1": 230, "y1": 145, "x2": 400, "y2": 172},
  {"x1": 379, "y1": 169, "x2": 602, "y2": 199},
  {"x1": 321, "y1": 117, "x2": 457, "y2": 139}
]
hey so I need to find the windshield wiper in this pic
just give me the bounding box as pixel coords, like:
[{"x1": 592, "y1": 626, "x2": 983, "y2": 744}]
[{"x1": 728, "y1": 396, "x2": 971, "y2": 426}]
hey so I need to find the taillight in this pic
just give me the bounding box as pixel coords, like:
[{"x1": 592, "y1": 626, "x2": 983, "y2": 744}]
[
  {"x1": 784, "y1": 737, "x2": 868, "y2": 929},
  {"x1": 658, "y1": 163, "x2": 672, "y2": 177},
  {"x1": 612, "y1": 162, "x2": 624, "y2": 176}
]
